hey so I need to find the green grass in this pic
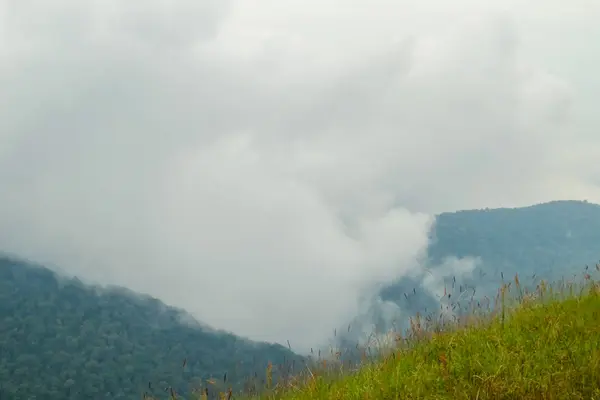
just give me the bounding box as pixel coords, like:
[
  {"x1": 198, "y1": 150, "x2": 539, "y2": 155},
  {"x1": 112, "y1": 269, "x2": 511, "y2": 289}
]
[
  {"x1": 247, "y1": 274, "x2": 600, "y2": 400},
  {"x1": 150, "y1": 270, "x2": 600, "y2": 399}
]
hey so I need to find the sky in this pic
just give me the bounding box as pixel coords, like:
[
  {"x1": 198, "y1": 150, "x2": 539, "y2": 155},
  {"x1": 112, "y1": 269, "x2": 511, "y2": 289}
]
[{"x1": 0, "y1": 0, "x2": 599, "y2": 353}]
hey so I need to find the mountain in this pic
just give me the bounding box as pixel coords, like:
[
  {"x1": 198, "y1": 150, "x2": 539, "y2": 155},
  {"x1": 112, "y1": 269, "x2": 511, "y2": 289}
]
[
  {"x1": 2, "y1": 200, "x2": 600, "y2": 398},
  {"x1": 428, "y1": 199, "x2": 600, "y2": 277},
  {"x1": 357, "y1": 200, "x2": 600, "y2": 346},
  {"x1": 0, "y1": 256, "x2": 303, "y2": 399}
]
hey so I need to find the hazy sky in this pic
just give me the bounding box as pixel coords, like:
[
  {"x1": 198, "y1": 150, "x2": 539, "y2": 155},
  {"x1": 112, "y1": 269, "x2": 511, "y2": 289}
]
[{"x1": 1, "y1": 0, "x2": 599, "y2": 352}]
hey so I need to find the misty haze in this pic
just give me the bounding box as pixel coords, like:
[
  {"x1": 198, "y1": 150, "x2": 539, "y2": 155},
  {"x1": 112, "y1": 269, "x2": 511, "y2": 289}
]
[{"x1": 1, "y1": 1, "x2": 600, "y2": 398}]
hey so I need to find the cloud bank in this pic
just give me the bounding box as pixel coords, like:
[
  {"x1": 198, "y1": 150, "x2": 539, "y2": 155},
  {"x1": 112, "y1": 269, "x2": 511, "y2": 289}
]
[{"x1": 1, "y1": 0, "x2": 599, "y2": 352}]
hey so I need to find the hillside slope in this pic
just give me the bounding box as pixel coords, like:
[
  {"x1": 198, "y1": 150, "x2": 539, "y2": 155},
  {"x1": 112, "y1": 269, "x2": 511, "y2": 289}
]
[
  {"x1": 255, "y1": 277, "x2": 600, "y2": 399},
  {"x1": 428, "y1": 200, "x2": 600, "y2": 277},
  {"x1": 0, "y1": 257, "x2": 302, "y2": 399},
  {"x1": 379, "y1": 200, "x2": 600, "y2": 299}
]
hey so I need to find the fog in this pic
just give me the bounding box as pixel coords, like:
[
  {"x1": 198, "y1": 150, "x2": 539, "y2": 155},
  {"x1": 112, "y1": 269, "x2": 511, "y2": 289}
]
[{"x1": 1, "y1": 0, "x2": 599, "y2": 352}]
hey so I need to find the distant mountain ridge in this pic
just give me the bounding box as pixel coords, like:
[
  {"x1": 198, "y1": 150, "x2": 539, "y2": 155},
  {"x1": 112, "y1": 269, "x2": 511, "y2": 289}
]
[
  {"x1": 428, "y1": 199, "x2": 600, "y2": 279},
  {"x1": 350, "y1": 200, "x2": 600, "y2": 347}
]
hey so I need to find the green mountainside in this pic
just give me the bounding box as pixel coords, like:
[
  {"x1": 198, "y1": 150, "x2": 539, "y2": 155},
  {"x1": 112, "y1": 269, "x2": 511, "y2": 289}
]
[
  {"x1": 380, "y1": 200, "x2": 600, "y2": 307},
  {"x1": 349, "y1": 200, "x2": 600, "y2": 350},
  {"x1": 429, "y1": 200, "x2": 600, "y2": 276},
  {"x1": 0, "y1": 257, "x2": 302, "y2": 399},
  {"x1": 2, "y1": 200, "x2": 600, "y2": 399}
]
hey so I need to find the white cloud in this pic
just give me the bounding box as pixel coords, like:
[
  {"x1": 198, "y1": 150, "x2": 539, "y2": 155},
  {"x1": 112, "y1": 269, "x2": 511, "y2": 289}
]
[{"x1": 0, "y1": 0, "x2": 599, "y2": 352}]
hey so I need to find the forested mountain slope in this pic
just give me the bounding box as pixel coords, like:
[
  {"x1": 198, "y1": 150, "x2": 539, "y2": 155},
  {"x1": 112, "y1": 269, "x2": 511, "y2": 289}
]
[
  {"x1": 379, "y1": 200, "x2": 600, "y2": 328},
  {"x1": 429, "y1": 200, "x2": 600, "y2": 275},
  {"x1": 0, "y1": 257, "x2": 302, "y2": 399}
]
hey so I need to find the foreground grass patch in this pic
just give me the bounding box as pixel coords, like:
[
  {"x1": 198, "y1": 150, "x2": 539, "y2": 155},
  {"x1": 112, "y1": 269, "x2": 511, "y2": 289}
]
[{"x1": 250, "y1": 280, "x2": 600, "y2": 400}]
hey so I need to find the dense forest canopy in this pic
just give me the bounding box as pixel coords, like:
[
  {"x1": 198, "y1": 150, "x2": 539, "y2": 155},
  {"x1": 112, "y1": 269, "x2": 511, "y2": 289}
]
[
  {"x1": 2, "y1": 200, "x2": 600, "y2": 399},
  {"x1": 429, "y1": 200, "x2": 600, "y2": 273},
  {"x1": 0, "y1": 257, "x2": 302, "y2": 399}
]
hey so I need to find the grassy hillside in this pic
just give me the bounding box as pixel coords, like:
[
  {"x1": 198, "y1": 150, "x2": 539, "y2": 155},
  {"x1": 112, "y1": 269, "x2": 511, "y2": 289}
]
[
  {"x1": 243, "y1": 270, "x2": 600, "y2": 400},
  {"x1": 0, "y1": 256, "x2": 303, "y2": 399}
]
